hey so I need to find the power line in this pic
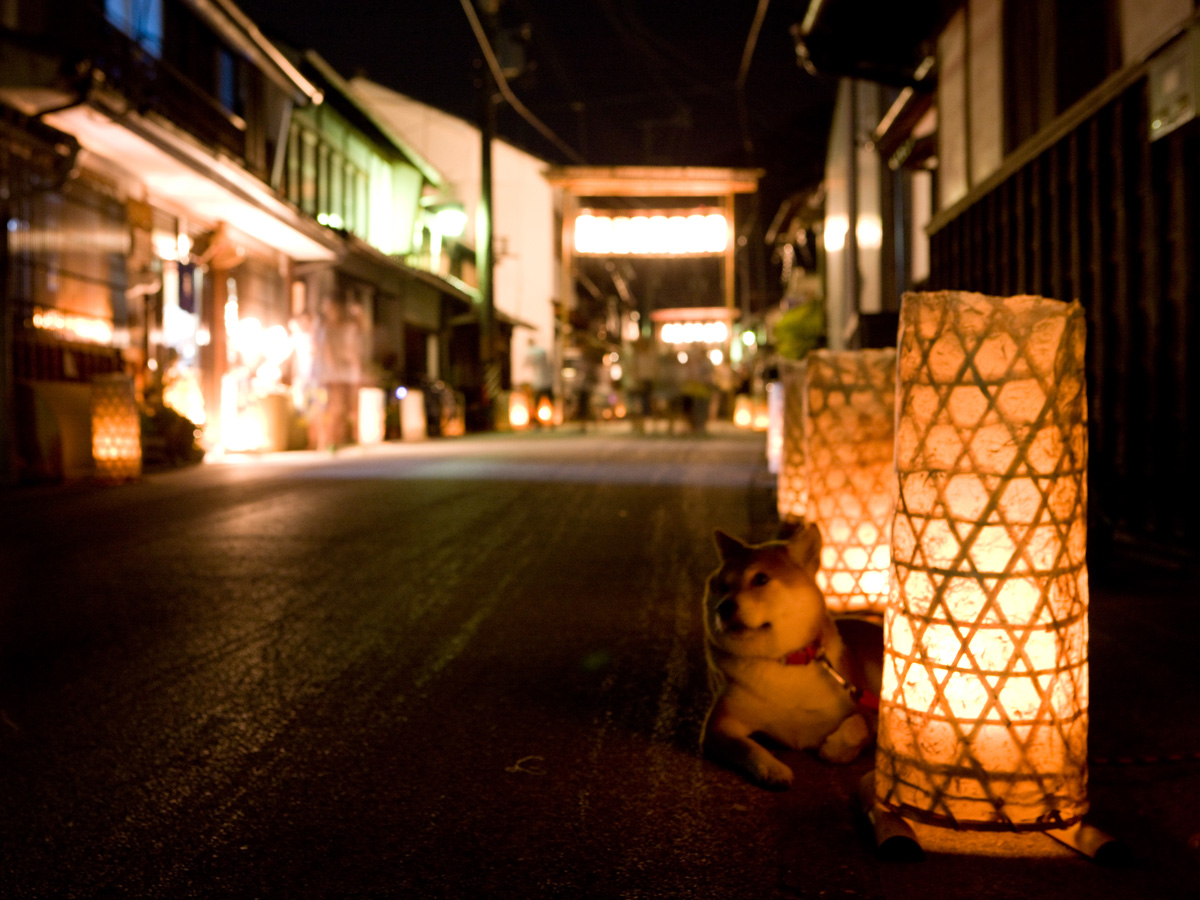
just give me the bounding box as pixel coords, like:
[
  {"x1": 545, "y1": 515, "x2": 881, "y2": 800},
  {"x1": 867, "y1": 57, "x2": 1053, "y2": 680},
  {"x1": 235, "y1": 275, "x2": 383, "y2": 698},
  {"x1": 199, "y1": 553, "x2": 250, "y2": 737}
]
[{"x1": 458, "y1": 0, "x2": 585, "y2": 163}]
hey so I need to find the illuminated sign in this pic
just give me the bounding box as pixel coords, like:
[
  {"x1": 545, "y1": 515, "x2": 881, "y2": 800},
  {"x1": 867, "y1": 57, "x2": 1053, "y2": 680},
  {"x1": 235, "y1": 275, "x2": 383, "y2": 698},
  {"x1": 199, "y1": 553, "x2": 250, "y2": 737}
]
[
  {"x1": 574, "y1": 211, "x2": 727, "y2": 255},
  {"x1": 660, "y1": 321, "x2": 729, "y2": 345},
  {"x1": 31, "y1": 307, "x2": 114, "y2": 345}
]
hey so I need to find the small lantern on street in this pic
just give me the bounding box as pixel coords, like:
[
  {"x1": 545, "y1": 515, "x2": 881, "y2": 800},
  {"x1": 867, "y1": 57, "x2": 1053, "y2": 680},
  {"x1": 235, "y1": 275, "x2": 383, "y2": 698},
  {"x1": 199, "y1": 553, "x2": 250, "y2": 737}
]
[
  {"x1": 803, "y1": 349, "x2": 896, "y2": 615},
  {"x1": 358, "y1": 386, "x2": 386, "y2": 445},
  {"x1": 776, "y1": 358, "x2": 808, "y2": 524},
  {"x1": 876, "y1": 291, "x2": 1089, "y2": 832},
  {"x1": 91, "y1": 373, "x2": 142, "y2": 481},
  {"x1": 509, "y1": 391, "x2": 533, "y2": 429},
  {"x1": 733, "y1": 394, "x2": 754, "y2": 428}
]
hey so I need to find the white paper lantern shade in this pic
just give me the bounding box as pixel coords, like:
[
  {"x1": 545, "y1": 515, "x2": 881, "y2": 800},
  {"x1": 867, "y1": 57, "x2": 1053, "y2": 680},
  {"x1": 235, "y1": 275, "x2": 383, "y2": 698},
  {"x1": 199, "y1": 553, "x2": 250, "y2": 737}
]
[
  {"x1": 776, "y1": 359, "x2": 807, "y2": 523},
  {"x1": 876, "y1": 291, "x2": 1089, "y2": 831},
  {"x1": 803, "y1": 349, "x2": 896, "y2": 615}
]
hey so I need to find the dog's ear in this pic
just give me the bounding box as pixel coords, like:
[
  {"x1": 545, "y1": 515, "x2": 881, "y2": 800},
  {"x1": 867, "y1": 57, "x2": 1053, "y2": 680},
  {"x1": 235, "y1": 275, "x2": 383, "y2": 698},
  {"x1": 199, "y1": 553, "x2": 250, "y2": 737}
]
[
  {"x1": 785, "y1": 521, "x2": 822, "y2": 576},
  {"x1": 713, "y1": 530, "x2": 748, "y2": 563}
]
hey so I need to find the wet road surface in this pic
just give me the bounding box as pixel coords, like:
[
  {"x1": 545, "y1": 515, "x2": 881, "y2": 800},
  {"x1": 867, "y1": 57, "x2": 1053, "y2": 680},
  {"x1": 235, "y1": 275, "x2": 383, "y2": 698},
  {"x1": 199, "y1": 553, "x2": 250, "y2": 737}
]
[{"x1": 1, "y1": 427, "x2": 1196, "y2": 899}]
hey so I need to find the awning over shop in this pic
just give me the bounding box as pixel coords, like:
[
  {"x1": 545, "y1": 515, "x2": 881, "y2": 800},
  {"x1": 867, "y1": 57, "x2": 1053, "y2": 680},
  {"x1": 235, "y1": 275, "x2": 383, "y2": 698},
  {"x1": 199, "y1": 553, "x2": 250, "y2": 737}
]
[
  {"x1": 44, "y1": 102, "x2": 341, "y2": 262},
  {"x1": 448, "y1": 308, "x2": 536, "y2": 331}
]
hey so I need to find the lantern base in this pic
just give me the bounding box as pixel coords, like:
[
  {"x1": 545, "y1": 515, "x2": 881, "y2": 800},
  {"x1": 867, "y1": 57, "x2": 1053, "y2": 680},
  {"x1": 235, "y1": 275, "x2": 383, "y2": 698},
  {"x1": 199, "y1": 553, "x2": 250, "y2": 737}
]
[
  {"x1": 859, "y1": 771, "x2": 1128, "y2": 864},
  {"x1": 856, "y1": 773, "x2": 923, "y2": 861},
  {"x1": 1045, "y1": 821, "x2": 1130, "y2": 865}
]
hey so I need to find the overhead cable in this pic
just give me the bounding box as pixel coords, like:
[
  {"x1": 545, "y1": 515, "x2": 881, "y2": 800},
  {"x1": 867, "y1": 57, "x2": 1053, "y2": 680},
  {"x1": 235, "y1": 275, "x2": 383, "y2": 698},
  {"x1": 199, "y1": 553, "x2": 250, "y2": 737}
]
[{"x1": 458, "y1": 0, "x2": 586, "y2": 163}]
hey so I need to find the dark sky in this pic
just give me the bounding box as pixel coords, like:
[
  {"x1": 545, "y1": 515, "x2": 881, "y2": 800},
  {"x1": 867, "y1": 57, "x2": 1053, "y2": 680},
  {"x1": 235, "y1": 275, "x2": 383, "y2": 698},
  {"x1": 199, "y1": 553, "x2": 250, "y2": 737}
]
[{"x1": 237, "y1": 0, "x2": 838, "y2": 215}]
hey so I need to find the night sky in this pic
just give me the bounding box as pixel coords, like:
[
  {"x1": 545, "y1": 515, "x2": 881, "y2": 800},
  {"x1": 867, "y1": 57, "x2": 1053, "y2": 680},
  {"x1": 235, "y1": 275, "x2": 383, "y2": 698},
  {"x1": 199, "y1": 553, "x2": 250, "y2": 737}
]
[{"x1": 236, "y1": 0, "x2": 838, "y2": 215}]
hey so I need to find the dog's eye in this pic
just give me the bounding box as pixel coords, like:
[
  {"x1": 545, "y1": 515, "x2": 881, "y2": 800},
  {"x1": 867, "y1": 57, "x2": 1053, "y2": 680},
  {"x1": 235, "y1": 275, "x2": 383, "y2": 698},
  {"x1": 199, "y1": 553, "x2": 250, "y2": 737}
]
[{"x1": 750, "y1": 571, "x2": 769, "y2": 587}]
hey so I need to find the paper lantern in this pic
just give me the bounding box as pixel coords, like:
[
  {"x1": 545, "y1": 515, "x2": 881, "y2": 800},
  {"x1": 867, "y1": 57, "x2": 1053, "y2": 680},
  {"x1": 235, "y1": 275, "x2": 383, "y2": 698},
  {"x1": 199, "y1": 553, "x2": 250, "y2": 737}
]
[
  {"x1": 508, "y1": 391, "x2": 533, "y2": 429},
  {"x1": 358, "y1": 387, "x2": 386, "y2": 445},
  {"x1": 398, "y1": 388, "x2": 427, "y2": 441},
  {"x1": 765, "y1": 380, "x2": 784, "y2": 475},
  {"x1": 91, "y1": 373, "x2": 142, "y2": 481},
  {"x1": 876, "y1": 291, "x2": 1089, "y2": 831},
  {"x1": 776, "y1": 359, "x2": 808, "y2": 523},
  {"x1": 804, "y1": 349, "x2": 896, "y2": 614},
  {"x1": 733, "y1": 394, "x2": 754, "y2": 428}
]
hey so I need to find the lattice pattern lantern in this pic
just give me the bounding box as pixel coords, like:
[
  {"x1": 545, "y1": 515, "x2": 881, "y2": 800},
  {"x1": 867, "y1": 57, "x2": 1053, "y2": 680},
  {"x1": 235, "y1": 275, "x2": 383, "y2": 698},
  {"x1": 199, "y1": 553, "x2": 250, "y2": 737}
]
[
  {"x1": 91, "y1": 373, "x2": 142, "y2": 481},
  {"x1": 804, "y1": 349, "x2": 896, "y2": 615},
  {"x1": 876, "y1": 291, "x2": 1089, "y2": 832},
  {"x1": 776, "y1": 359, "x2": 808, "y2": 524}
]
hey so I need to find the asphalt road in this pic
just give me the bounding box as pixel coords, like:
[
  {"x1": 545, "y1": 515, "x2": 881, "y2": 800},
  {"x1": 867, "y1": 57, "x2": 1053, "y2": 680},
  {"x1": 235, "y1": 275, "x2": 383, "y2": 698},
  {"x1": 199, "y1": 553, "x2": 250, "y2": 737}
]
[{"x1": 1, "y1": 426, "x2": 1197, "y2": 899}]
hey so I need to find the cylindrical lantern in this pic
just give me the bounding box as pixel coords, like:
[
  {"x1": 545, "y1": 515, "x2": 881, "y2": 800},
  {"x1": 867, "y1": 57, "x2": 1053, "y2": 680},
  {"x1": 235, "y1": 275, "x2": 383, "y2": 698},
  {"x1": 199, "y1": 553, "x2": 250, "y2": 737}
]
[
  {"x1": 358, "y1": 386, "x2": 386, "y2": 445},
  {"x1": 733, "y1": 394, "x2": 754, "y2": 428},
  {"x1": 399, "y1": 388, "x2": 427, "y2": 441},
  {"x1": 776, "y1": 359, "x2": 808, "y2": 524},
  {"x1": 91, "y1": 373, "x2": 142, "y2": 481},
  {"x1": 804, "y1": 349, "x2": 896, "y2": 615},
  {"x1": 876, "y1": 291, "x2": 1089, "y2": 831},
  {"x1": 765, "y1": 380, "x2": 784, "y2": 475}
]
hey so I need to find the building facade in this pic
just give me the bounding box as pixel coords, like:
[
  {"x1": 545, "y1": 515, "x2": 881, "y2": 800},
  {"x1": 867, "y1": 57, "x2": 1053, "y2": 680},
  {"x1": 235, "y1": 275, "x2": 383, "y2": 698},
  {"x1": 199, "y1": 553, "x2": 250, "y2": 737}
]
[
  {"x1": 800, "y1": 0, "x2": 1199, "y2": 560},
  {"x1": 0, "y1": 0, "x2": 503, "y2": 482}
]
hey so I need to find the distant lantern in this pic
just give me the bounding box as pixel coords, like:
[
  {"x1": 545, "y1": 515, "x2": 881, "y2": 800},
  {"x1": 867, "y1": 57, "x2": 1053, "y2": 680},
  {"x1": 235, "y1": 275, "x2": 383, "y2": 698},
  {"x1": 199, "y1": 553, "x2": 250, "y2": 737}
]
[
  {"x1": 358, "y1": 387, "x2": 386, "y2": 445},
  {"x1": 733, "y1": 394, "x2": 754, "y2": 428},
  {"x1": 91, "y1": 373, "x2": 142, "y2": 481},
  {"x1": 509, "y1": 392, "x2": 532, "y2": 429},
  {"x1": 776, "y1": 359, "x2": 808, "y2": 524},
  {"x1": 876, "y1": 291, "x2": 1089, "y2": 832},
  {"x1": 804, "y1": 349, "x2": 896, "y2": 615}
]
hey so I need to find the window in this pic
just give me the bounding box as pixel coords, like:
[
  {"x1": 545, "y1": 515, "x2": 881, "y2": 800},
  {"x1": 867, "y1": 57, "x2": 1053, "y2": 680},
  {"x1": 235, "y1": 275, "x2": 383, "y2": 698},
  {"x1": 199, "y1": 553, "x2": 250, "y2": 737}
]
[
  {"x1": 216, "y1": 47, "x2": 239, "y2": 116},
  {"x1": 105, "y1": 0, "x2": 163, "y2": 56}
]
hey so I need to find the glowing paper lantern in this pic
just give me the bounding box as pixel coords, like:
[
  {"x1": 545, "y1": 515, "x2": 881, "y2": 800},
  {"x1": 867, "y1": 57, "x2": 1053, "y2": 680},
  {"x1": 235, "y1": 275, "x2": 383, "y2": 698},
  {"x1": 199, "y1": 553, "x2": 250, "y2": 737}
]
[
  {"x1": 733, "y1": 395, "x2": 754, "y2": 428},
  {"x1": 876, "y1": 291, "x2": 1089, "y2": 831},
  {"x1": 357, "y1": 387, "x2": 385, "y2": 445},
  {"x1": 776, "y1": 359, "x2": 808, "y2": 523},
  {"x1": 804, "y1": 349, "x2": 896, "y2": 614},
  {"x1": 399, "y1": 388, "x2": 427, "y2": 441},
  {"x1": 765, "y1": 380, "x2": 784, "y2": 475},
  {"x1": 509, "y1": 392, "x2": 532, "y2": 429},
  {"x1": 91, "y1": 373, "x2": 142, "y2": 481}
]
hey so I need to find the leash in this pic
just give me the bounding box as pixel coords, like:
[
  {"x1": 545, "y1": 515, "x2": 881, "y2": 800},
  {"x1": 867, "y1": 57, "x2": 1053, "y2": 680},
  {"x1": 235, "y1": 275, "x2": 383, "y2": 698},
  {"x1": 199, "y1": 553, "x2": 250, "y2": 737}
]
[{"x1": 780, "y1": 639, "x2": 880, "y2": 711}]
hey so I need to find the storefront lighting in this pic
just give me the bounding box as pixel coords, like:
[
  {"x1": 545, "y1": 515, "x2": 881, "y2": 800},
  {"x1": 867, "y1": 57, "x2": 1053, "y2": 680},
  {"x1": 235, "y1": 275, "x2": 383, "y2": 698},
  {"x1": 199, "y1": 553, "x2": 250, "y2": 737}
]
[
  {"x1": 574, "y1": 212, "x2": 727, "y2": 255},
  {"x1": 708, "y1": 348, "x2": 723, "y2": 366},
  {"x1": 31, "y1": 307, "x2": 114, "y2": 345},
  {"x1": 434, "y1": 205, "x2": 468, "y2": 238},
  {"x1": 856, "y1": 215, "x2": 884, "y2": 250},
  {"x1": 824, "y1": 216, "x2": 849, "y2": 253},
  {"x1": 741, "y1": 330, "x2": 757, "y2": 347}
]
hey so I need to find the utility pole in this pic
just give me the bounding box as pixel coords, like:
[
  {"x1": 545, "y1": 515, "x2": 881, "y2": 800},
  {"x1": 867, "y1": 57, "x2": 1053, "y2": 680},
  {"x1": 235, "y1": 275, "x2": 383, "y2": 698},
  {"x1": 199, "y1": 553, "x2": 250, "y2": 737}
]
[{"x1": 475, "y1": 0, "x2": 499, "y2": 428}]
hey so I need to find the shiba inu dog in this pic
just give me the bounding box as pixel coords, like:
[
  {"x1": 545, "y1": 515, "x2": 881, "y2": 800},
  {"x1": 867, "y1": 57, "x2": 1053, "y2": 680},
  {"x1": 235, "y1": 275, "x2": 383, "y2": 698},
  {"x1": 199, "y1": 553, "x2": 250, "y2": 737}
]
[{"x1": 701, "y1": 523, "x2": 882, "y2": 789}]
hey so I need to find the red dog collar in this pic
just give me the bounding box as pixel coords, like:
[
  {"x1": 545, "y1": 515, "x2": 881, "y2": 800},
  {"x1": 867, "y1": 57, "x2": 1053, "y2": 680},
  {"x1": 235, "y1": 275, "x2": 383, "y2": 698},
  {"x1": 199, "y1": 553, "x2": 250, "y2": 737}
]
[{"x1": 781, "y1": 638, "x2": 822, "y2": 666}]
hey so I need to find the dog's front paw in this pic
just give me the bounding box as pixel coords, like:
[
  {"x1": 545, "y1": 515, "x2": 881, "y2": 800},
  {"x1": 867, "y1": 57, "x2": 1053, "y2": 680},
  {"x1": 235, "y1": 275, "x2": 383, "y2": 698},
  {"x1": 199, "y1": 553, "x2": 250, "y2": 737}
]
[
  {"x1": 749, "y1": 755, "x2": 795, "y2": 791},
  {"x1": 818, "y1": 713, "x2": 870, "y2": 764}
]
